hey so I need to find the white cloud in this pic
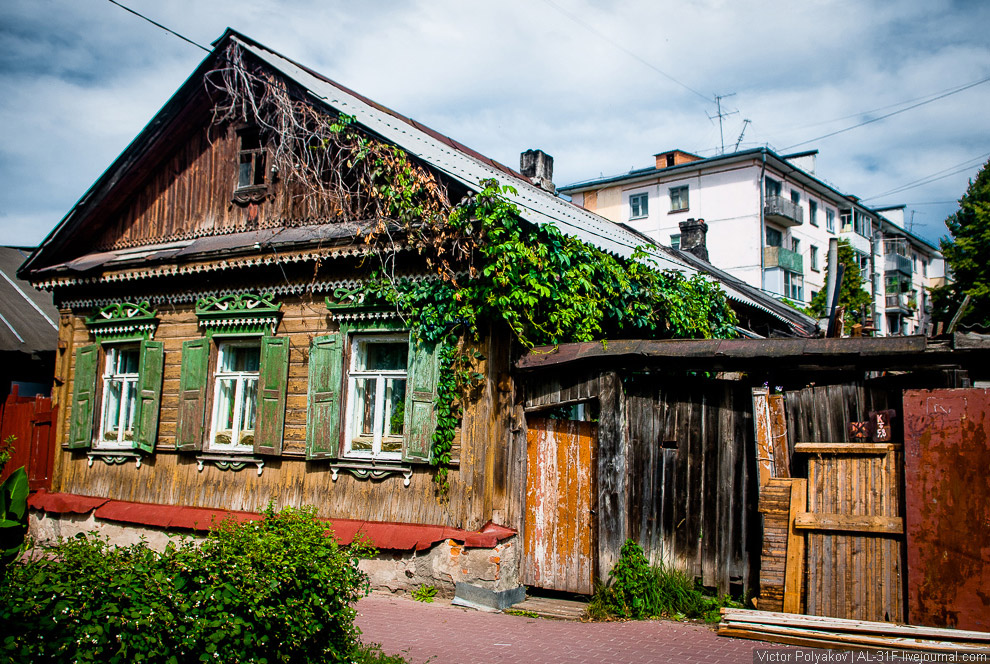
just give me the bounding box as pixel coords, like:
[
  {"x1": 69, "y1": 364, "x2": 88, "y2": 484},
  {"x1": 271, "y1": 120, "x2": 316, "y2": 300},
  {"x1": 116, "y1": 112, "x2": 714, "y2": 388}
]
[{"x1": 0, "y1": 0, "x2": 987, "y2": 248}]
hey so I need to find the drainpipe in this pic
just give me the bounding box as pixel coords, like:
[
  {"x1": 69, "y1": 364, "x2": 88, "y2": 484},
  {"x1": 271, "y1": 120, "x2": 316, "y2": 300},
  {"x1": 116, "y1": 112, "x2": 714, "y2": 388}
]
[
  {"x1": 870, "y1": 216, "x2": 879, "y2": 333},
  {"x1": 759, "y1": 150, "x2": 767, "y2": 292}
]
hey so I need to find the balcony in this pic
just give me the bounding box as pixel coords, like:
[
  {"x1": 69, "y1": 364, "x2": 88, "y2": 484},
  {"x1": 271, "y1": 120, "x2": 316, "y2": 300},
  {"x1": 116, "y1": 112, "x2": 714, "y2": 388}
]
[
  {"x1": 884, "y1": 253, "x2": 912, "y2": 276},
  {"x1": 764, "y1": 246, "x2": 803, "y2": 273},
  {"x1": 764, "y1": 196, "x2": 804, "y2": 227},
  {"x1": 885, "y1": 293, "x2": 916, "y2": 313}
]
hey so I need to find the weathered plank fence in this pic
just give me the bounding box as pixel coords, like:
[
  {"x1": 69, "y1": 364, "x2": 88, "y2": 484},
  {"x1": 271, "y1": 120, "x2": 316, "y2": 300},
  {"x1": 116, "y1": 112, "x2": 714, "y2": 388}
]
[{"x1": 0, "y1": 386, "x2": 56, "y2": 490}]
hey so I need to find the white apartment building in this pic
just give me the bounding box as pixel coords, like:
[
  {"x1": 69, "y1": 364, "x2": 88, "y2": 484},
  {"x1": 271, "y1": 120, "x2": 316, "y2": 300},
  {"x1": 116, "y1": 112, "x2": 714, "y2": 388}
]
[{"x1": 559, "y1": 148, "x2": 943, "y2": 336}]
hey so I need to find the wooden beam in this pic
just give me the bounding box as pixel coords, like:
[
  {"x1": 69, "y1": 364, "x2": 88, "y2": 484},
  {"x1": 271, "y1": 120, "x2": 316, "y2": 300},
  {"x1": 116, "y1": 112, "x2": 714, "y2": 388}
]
[
  {"x1": 794, "y1": 442, "x2": 899, "y2": 455},
  {"x1": 782, "y1": 478, "x2": 806, "y2": 613},
  {"x1": 794, "y1": 512, "x2": 904, "y2": 534}
]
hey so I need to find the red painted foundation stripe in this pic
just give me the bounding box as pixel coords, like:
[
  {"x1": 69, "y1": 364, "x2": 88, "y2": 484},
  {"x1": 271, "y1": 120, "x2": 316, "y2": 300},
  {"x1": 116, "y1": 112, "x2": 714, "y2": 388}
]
[{"x1": 28, "y1": 492, "x2": 516, "y2": 550}]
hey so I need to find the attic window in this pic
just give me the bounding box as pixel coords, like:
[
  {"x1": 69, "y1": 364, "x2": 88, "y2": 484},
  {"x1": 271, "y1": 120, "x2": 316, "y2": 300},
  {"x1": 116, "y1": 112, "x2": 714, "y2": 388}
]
[{"x1": 233, "y1": 127, "x2": 268, "y2": 204}]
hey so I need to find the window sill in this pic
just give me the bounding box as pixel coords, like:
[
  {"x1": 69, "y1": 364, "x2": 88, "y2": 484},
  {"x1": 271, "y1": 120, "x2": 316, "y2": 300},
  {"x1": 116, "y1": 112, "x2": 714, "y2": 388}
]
[
  {"x1": 628, "y1": 215, "x2": 648, "y2": 221},
  {"x1": 231, "y1": 184, "x2": 269, "y2": 205},
  {"x1": 88, "y1": 450, "x2": 143, "y2": 469},
  {"x1": 331, "y1": 460, "x2": 413, "y2": 487},
  {"x1": 196, "y1": 453, "x2": 265, "y2": 476},
  {"x1": 668, "y1": 208, "x2": 689, "y2": 214}
]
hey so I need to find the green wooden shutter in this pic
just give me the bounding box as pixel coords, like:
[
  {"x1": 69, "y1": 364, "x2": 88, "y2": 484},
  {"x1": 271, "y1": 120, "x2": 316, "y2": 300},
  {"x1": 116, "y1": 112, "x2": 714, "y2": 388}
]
[
  {"x1": 132, "y1": 340, "x2": 164, "y2": 453},
  {"x1": 67, "y1": 344, "x2": 100, "y2": 449},
  {"x1": 403, "y1": 335, "x2": 438, "y2": 463},
  {"x1": 306, "y1": 334, "x2": 344, "y2": 459},
  {"x1": 254, "y1": 336, "x2": 289, "y2": 456},
  {"x1": 176, "y1": 338, "x2": 210, "y2": 452}
]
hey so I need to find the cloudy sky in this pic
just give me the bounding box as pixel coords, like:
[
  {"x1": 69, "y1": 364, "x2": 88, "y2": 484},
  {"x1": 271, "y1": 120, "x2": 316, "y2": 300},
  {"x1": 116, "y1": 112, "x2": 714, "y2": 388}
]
[{"x1": 1, "y1": 0, "x2": 988, "y2": 249}]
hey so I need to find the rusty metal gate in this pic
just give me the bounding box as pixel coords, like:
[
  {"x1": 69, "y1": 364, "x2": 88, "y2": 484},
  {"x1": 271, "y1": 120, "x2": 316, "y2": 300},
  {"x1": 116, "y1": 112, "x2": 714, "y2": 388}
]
[
  {"x1": 796, "y1": 441, "x2": 905, "y2": 622},
  {"x1": 524, "y1": 417, "x2": 596, "y2": 594},
  {"x1": 903, "y1": 388, "x2": 990, "y2": 632}
]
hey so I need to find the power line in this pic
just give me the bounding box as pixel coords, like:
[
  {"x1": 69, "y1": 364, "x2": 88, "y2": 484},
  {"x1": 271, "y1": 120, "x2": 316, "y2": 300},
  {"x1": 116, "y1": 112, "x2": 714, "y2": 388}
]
[
  {"x1": 862, "y1": 151, "x2": 990, "y2": 201},
  {"x1": 536, "y1": 0, "x2": 713, "y2": 104},
  {"x1": 782, "y1": 75, "x2": 990, "y2": 151},
  {"x1": 772, "y1": 74, "x2": 990, "y2": 137},
  {"x1": 106, "y1": 0, "x2": 210, "y2": 52}
]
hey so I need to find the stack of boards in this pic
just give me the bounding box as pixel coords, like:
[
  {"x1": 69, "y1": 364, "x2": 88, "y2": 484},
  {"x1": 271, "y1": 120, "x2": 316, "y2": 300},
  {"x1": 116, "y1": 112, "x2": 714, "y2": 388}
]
[{"x1": 718, "y1": 608, "x2": 990, "y2": 655}]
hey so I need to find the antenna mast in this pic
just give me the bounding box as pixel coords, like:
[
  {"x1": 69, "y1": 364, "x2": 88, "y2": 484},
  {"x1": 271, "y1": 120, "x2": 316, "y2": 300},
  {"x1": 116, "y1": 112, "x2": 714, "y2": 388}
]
[
  {"x1": 708, "y1": 93, "x2": 738, "y2": 155},
  {"x1": 734, "y1": 119, "x2": 751, "y2": 152}
]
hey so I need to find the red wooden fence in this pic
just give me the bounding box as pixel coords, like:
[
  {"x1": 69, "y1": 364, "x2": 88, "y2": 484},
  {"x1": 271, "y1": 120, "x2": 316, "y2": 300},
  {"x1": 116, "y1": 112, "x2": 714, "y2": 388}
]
[{"x1": 0, "y1": 386, "x2": 56, "y2": 490}]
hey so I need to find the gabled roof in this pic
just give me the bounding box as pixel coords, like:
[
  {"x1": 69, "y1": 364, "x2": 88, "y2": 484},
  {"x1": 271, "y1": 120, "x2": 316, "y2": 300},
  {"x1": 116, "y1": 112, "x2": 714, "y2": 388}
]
[
  {"x1": 0, "y1": 247, "x2": 58, "y2": 354},
  {"x1": 20, "y1": 29, "x2": 814, "y2": 336}
]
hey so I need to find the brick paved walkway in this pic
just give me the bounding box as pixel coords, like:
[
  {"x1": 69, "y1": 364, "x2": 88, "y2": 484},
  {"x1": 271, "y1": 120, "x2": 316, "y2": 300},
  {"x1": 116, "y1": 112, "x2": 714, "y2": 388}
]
[{"x1": 355, "y1": 592, "x2": 771, "y2": 664}]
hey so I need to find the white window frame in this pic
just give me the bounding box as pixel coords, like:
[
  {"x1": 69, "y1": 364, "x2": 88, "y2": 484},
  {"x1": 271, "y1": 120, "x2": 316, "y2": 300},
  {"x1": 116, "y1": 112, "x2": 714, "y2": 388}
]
[
  {"x1": 810, "y1": 245, "x2": 820, "y2": 271},
  {"x1": 809, "y1": 200, "x2": 818, "y2": 226},
  {"x1": 670, "y1": 234, "x2": 681, "y2": 250},
  {"x1": 785, "y1": 271, "x2": 804, "y2": 301},
  {"x1": 629, "y1": 192, "x2": 649, "y2": 220},
  {"x1": 826, "y1": 209, "x2": 836, "y2": 233},
  {"x1": 208, "y1": 341, "x2": 260, "y2": 453},
  {"x1": 97, "y1": 344, "x2": 140, "y2": 449},
  {"x1": 669, "y1": 185, "x2": 689, "y2": 212},
  {"x1": 344, "y1": 333, "x2": 409, "y2": 461}
]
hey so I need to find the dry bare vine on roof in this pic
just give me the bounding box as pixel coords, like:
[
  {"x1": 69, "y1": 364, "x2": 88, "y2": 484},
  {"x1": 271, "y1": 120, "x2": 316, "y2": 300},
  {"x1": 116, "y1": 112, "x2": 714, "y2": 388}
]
[{"x1": 204, "y1": 43, "x2": 472, "y2": 285}]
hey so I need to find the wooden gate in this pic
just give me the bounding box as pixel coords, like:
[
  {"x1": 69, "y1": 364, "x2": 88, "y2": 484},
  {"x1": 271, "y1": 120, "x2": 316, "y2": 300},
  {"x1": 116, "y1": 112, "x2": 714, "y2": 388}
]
[
  {"x1": 796, "y1": 441, "x2": 904, "y2": 622},
  {"x1": 0, "y1": 387, "x2": 56, "y2": 490},
  {"x1": 524, "y1": 417, "x2": 596, "y2": 594}
]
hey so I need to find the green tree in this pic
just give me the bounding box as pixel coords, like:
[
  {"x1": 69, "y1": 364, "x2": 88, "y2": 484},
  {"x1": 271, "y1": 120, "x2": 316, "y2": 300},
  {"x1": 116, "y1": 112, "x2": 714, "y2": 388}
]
[
  {"x1": 931, "y1": 158, "x2": 990, "y2": 330},
  {"x1": 810, "y1": 238, "x2": 873, "y2": 334}
]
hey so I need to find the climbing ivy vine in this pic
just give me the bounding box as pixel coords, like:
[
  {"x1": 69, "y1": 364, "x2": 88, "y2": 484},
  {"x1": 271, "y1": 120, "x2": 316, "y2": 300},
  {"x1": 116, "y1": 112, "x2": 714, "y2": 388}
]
[
  {"x1": 209, "y1": 46, "x2": 738, "y2": 494},
  {"x1": 355, "y1": 181, "x2": 738, "y2": 493}
]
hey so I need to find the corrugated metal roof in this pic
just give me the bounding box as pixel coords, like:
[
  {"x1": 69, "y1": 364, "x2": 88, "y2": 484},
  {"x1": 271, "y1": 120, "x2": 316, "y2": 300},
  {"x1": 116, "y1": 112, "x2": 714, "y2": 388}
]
[
  {"x1": 0, "y1": 247, "x2": 58, "y2": 353},
  {"x1": 235, "y1": 36, "x2": 692, "y2": 271}
]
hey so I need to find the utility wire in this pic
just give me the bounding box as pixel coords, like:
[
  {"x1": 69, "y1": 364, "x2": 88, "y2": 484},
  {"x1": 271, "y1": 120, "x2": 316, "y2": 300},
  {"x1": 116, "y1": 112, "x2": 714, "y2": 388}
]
[
  {"x1": 106, "y1": 0, "x2": 210, "y2": 52},
  {"x1": 536, "y1": 0, "x2": 713, "y2": 104},
  {"x1": 782, "y1": 75, "x2": 990, "y2": 151},
  {"x1": 773, "y1": 75, "x2": 990, "y2": 136},
  {"x1": 862, "y1": 151, "x2": 990, "y2": 201}
]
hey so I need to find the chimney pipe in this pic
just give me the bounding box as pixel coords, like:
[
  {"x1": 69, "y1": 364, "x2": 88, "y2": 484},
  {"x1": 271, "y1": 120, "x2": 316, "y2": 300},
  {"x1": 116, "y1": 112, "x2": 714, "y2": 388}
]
[
  {"x1": 520, "y1": 149, "x2": 555, "y2": 194},
  {"x1": 678, "y1": 218, "x2": 709, "y2": 262}
]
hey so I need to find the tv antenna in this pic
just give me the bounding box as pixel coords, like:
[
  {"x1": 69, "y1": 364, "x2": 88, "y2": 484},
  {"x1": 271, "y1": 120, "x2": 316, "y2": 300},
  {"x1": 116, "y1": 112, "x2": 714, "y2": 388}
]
[
  {"x1": 734, "y1": 119, "x2": 751, "y2": 152},
  {"x1": 708, "y1": 93, "x2": 738, "y2": 155}
]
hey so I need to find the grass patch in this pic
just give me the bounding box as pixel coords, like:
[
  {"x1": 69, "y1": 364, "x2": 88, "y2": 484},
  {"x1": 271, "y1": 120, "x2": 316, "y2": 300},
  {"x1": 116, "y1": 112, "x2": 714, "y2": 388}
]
[{"x1": 586, "y1": 539, "x2": 742, "y2": 623}]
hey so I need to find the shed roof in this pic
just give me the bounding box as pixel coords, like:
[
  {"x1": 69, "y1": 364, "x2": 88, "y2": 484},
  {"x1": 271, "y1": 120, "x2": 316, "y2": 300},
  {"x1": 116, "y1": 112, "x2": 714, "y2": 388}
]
[{"x1": 0, "y1": 247, "x2": 58, "y2": 354}]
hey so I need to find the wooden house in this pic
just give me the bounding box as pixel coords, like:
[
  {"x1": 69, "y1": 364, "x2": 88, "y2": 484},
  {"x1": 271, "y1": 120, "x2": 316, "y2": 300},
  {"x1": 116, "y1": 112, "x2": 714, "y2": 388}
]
[{"x1": 20, "y1": 30, "x2": 816, "y2": 601}]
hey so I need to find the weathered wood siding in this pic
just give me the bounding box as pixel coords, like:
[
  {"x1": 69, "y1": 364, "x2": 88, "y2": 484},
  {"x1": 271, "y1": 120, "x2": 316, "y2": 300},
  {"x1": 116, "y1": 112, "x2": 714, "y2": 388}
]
[
  {"x1": 93, "y1": 123, "x2": 345, "y2": 252},
  {"x1": 623, "y1": 375, "x2": 756, "y2": 594},
  {"x1": 52, "y1": 295, "x2": 516, "y2": 532}
]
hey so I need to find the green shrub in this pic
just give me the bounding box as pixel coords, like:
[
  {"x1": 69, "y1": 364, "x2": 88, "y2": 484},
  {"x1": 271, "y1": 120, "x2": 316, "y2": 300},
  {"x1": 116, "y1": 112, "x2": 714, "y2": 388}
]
[
  {"x1": 0, "y1": 465, "x2": 29, "y2": 581},
  {"x1": 0, "y1": 504, "x2": 375, "y2": 663},
  {"x1": 411, "y1": 584, "x2": 437, "y2": 603},
  {"x1": 586, "y1": 539, "x2": 741, "y2": 623}
]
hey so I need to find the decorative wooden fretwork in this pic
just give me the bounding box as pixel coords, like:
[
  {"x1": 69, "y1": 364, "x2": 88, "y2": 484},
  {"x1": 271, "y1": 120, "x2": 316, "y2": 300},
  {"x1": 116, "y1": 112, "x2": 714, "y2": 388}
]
[
  {"x1": 196, "y1": 454, "x2": 265, "y2": 476},
  {"x1": 330, "y1": 462, "x2": 412, "y2": 487},
  {"x1": 325, "y1": 287, "x2": 401, "y2": 323},
  {"x1": 195, "y1": 292, "x2": 281, "y2": 335},
  {"x1": 87, "y1": 450, "x2": 143, "y2": 469},
  {"x1": 85, "y1": 301, "x2": 159, "y2": 341}
]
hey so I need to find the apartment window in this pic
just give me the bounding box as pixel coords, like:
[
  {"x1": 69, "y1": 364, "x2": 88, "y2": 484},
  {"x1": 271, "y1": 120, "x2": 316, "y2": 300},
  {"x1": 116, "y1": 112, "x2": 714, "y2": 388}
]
[
  {"x1": 854, "y1": 212, "x2": 872, "y2": 237},
  {"x1": 765, "y1": 226, "x2": 783, "y2": 247},
  {"x1": 209, "y1": 342, "x2": 261, "y2": 451},
  {"x1": 236, "y1": 127, "x2": 267, "y2": 189},
  {"x1": 629, "y1": 192, "x2": 649, "y2": 219},
  {"x1": 912, "y1": 253, "x2": 919, "y2": 273},
  {"x1": 345, "y1": 334, "x2": 409, "y2": 460},
  {"x1": 810, "y1": 245, "x2": 820, "y2": 271},
  {"x1": 669, "y1": 186, "x2": 689, "y2": 212},
  {"x1": 791, "y1": 238, "x2": 800, "y2": 253},
  {"x1": 826, "y1": 209, "x2": 836, "y2": 233},
  {"x1": 840, "y1": 210, "x2": 852, "y2": 233},
  {"x1": 791, "y1": 190, "x2": 801, "y2": 205},
  {"x1": 766, "y1": 178, "x2": 782, "y2": 198},
  {"x1": 809, "y1": 200, "x2": 818, "y2": 226},
  {"x1": 922, "y1": 259, "x2": 928, "y2": 277},
  {"x1": 785, "y1": 272, "x2": 804, "y2": 301},
  {"x1": 670, "y1": 234, "x2": 681, "y2": 250},
  {"x1": 98, "y1": 345, "x2": 140, "y2": 448}
]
